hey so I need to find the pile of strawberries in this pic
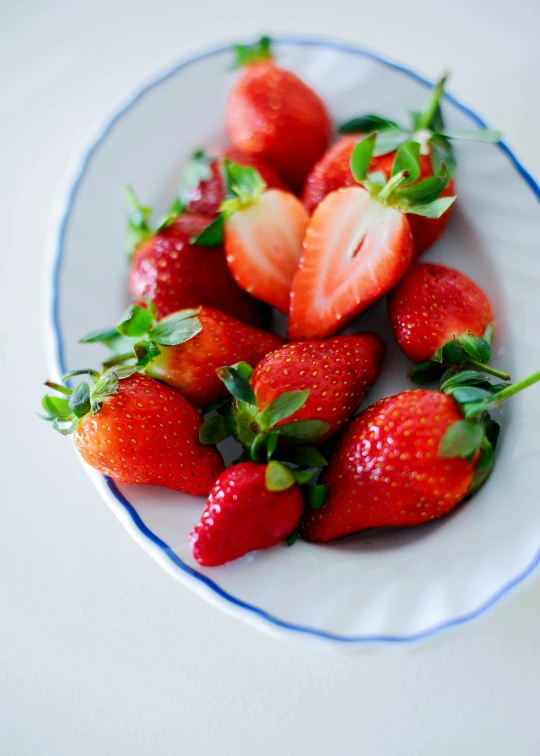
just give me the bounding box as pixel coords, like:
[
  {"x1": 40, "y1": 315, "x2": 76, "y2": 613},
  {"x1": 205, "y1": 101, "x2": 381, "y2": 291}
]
[{"x1": 42, "y1": 38, "x2": 540, "y2": 568}]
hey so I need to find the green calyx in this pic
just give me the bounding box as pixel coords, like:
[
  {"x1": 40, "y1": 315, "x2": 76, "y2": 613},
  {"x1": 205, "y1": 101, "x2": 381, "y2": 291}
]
[
  {"x1": 40, "y1": 364, "x2": 140, "y2": 435},
  {"x1": 438, "y1": 367, "x2": 540, "y2": 494},
  {"x1": 339, "y1": 71, "x2": 502, "y2": 179},
  {"x1": 199, "y1": 360, "x2": 330, "y2": 461},
  {"x1": 80, "y1": 301, "x2": 202, "y2": 371},
  {"x1": 409, "y1": 324, "x2": 511, "y2": 385},
  {"x1": 191, "y1": 159, "x2": 267, "y2": 248},
  {"x1": 350, "y1": 134, "x2": 456, "y2": 218},
  {"x1": 125, "y1": 185, "x2": 184, "y2": 256},
  {"x1": 232, "y1": 36, "x2": 273, "y2": 68},
  {"x1": 177, "y1": 150, "x2": 214, "y2": 206}
]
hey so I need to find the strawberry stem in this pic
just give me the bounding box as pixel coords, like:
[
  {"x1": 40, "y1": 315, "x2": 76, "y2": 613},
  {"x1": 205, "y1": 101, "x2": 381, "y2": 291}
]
[
  {"x1": 44, "y1": 380, "x2": 73, "y2": 396},
  {"x1": 487, "y1": 369, "x2": 540, "y2": 405},
  {"x1": 465, "y1": 359, "x2": 511, "y2": 381},
  {"x1": 378, "y1": 170, "x2": 410, "y2": 202},
  {"x1": 418, "y1": 71, "x2": 449, "y2": 131}
]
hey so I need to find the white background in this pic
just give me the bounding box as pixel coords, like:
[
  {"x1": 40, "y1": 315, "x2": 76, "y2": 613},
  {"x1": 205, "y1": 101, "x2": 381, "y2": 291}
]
[{"x1": 2, "y1": 1, "x2": 540, "y2": 753}]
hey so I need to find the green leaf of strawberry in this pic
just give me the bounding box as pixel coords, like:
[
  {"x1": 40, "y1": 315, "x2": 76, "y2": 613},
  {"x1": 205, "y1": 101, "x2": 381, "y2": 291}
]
[
  {"x1": 439, "y1": 419, "x2": 485, "y2": 460},
  {"x1": 265, "y1": 460, "x2": 296, "y2": 491},
  {"x1": 216, "y1": 366, "x2": 257, "y2": 405},
  {"x1": 275, "y1": 446, "x2": 328, "y2": 468},
  {"x1": 391, "y1": 141, "x2": 421, "y2": 181},
  {"x1": 458, "y1": 333, "x2": 491, "y2": 363},
  {"x1": 337, "y1": 114, "x2": 400, "y2": 135},
  {"x1": 277, "y1": 420, "x2": 331, "y2": 443},
  {"x1": 232, "y1": 35, "x2": 273, "y2": 68},
  {"x1": 117, "y1": 304, "x2": 154, "y2": 337},
  {"x1": 199, "y1": 415, "x2": 233, "y2": 445},
  {"x1": 304, "y1": 483, "x2": 329, "y2": 510},
  {"x1": 148, "y1": 309, "x2": 202, "y2": 345},
  {"x1": 191, "y1": 215, "x2": 225, "y2": 247},
  {"x1": 350, "y1": 133, "x2": 376, "y2": 182},
  {"x1": 257, "y1": 390, "x2": 310, "y2": 430}
]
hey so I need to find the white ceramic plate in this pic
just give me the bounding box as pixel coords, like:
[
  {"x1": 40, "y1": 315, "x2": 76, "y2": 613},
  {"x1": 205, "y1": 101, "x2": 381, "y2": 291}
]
[{"x1": 49, "y1": 38, "x2": 540, "y2": 645}]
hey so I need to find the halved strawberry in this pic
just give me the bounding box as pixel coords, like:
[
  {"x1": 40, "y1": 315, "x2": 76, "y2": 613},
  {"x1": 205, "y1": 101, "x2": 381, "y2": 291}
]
[
  {"x1": 193, "y1": 160, "x2": 309, "y2": 314},
  {"x1": 288, "y1": 136, "x2": 455, "y2": 340},
  {"x1": 180, "y1": 147, "x2": 286, "y2": 216},
  {"x1": 303, "y1": 73, "x2": 500, "y2": 257}
]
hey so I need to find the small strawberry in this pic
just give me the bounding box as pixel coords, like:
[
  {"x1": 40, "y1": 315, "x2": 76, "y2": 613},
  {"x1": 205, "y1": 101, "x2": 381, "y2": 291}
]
[
  {"x1": 180, "y1": 147, "x2": 286, "y2": 216},
  {"x1": 126, "y1": 188, "x2": 263, "y2": 324},
  {"x1": 225, "y1": 36, "x2": 332, "y2": 191},
  {"x1": 288, "y1": 136, "x2": 455, "y2": 340},
  {"x1": 82, "y1": 303, "x2": 284, "y2": 407},
  {"x1": 190, "y1": 461, "x2": 304, "y2": 566},
  {"x1": 388, "y1": 263, "x2": 509, "y2": 382},
  {"x1": 303, "y1": 368, "x2": 540, "y2": 542},
  {"x1": 199, "y1": 335, "x2": 385, "y2": 456},
  {"x1": 193, "y1": 160, "x2": 309, "y2": 314},
  {"x1": 303, "y1": 73, "x2": 500, "y2": 256},
  {"x1": 41, "y1": 369, "x2": 224, "y2": 495}
]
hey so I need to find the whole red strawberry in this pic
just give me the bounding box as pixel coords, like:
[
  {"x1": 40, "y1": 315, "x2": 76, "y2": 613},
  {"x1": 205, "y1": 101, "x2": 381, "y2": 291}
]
[
  {"x1": 226, "y1": 36, "x2": 332, "y2": 191},
  {"x1": 190, "y1": 461, "x2": 304, "y2": 566},
  {"x1": 127, "y1": 199, "x2": 262, "y2": 324},
  {"x1": 83, "y1": 304, "x2": 284, "y2": 407},
  {"x1": 41, "y1": 370, "x2": 224, "y2": 495},
  {"x1": 388, "y1": 263, "x2": 499, "y2": 380},
  {"x1": 199, "y1": 334, "x2": 384, "y2": 456},
  {"x1": 303, "y1": 390, "x2": 473, "y2": 542},
  {"x1": 181, "y1": 147, "x2": 286, "y2": 216},
  {"x1": 303, "y1": 367, "x2": 540, "y2": 542},
  {"x1": 288, "y1": 136, "x2": 455, "y2": 340},
  {"x1": 301, "y1": 135, "x2": 456, "y2": 259}
]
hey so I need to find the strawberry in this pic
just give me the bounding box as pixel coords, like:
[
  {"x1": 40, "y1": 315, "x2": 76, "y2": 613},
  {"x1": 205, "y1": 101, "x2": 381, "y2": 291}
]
[
  {"x1": 225, "y1": 36, "x2": 332, "y2": 191},
  {"x1": 41, "y1": 369, "x2": 224, "y2": 495},
  {"x1": 288, "y1": 136, "x2": 455, "y2": 340},
  {"x1": 302, "y1": 138, "x2": 456, "y2": 259},
  {"x1": 190, "y1": 461, "x2": 304, "y2": 566},
  {"x1": 126, "y1": 189, "x2": 263, "y2": 324},
  {"x1": 303, "y1": 73, "x2": 500, "y2": 256},
  {"x1": 82, "y1": 303, "x2": 284, "y2": 407},
  {"x1": 180, "y1": 147, "x2": 286, "y2": 216},
  {"x1": 387, "y1": 263, "x2": 509, "y2": 383},
  {"x1": 303, "y1": 367, "x2": 540, "y2": 542},
  {"x1": 193, "y1": 160, "x2": 309, "y2": 314},
  {"x1": 199, "y1": 334, "x2": 385, "y2": 456}
]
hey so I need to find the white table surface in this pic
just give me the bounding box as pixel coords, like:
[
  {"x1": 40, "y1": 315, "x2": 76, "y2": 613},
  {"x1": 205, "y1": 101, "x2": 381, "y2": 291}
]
[{"x1": 3, "y1": 1, "x2": 540, "y2": 753}]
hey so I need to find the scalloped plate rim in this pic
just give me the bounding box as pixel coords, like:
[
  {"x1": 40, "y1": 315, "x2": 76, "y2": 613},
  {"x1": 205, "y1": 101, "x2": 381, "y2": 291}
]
[{"x1": 47, "y1": 36, "x2": 540, "y2": 646}]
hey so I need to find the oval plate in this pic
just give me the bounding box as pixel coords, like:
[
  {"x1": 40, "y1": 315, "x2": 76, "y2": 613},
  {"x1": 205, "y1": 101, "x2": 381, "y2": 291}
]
[{"x1": 50, "y1": 38, "x2": 540, "y2": 645}]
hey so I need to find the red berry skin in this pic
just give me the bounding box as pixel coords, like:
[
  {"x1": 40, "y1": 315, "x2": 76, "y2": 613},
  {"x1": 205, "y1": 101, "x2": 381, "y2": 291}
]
[
  {"x1": 301, "y1": 136, "x2": 456, "y2": 258},
  {"x1": 303, "y1": 390, "x2": 476, "y2": 542},
  {"x1": 184, "y1": 147, "x2": 287, "y2": 216},
  {"x1": 250, "y1": 334, "x2": 385, "y2": 440},
  {"x1": 145, "y1": 307, "x2": 284, "y2": 407},
  {"x1": 129, "y1": 214, "x2": 263, "y2": 324},
  {"x1": 190, "y1": 462, "x2": 303, "y2": 566},
  {"x1": 388, "y1": 263, "x2": 494, "y2": 363},
  {"x1": 73, "y1": 373, "x2": 224, "y2": 495},
  {"x1": 226, "y1": 62, "x2": 332, "y2": 192}
]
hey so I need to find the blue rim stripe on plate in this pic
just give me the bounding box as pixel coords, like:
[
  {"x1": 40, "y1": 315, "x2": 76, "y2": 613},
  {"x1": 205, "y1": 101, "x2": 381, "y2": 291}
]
[{"x1": 51, "y1": 37, "x2": 540, "y2": 644}]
